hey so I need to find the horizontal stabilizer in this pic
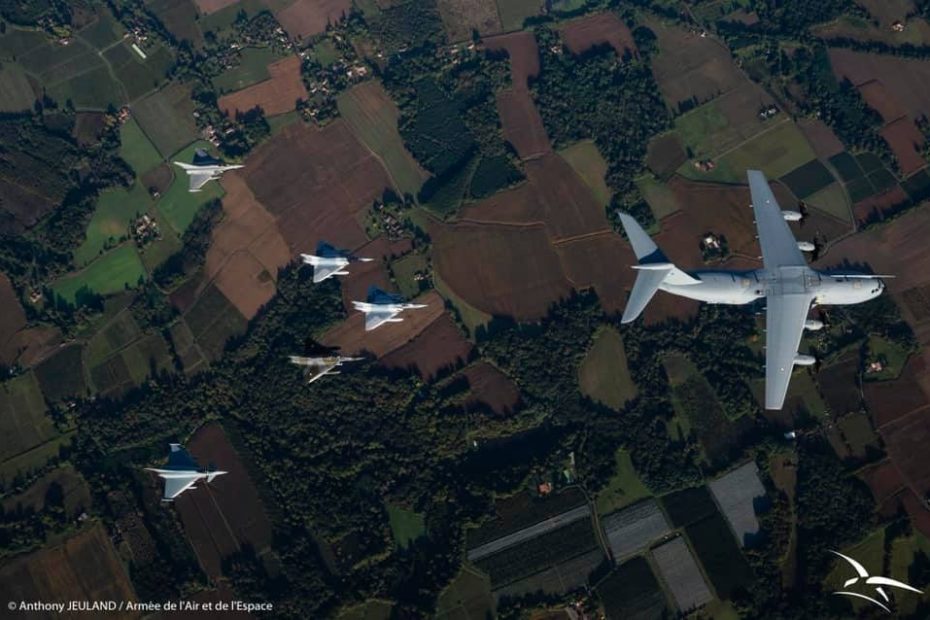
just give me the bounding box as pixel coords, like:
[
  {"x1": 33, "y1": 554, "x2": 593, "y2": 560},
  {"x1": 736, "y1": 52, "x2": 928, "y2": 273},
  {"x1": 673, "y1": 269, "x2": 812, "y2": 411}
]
[{"x1": 622, "y1": 264, "x2": 672, "y2": 324}]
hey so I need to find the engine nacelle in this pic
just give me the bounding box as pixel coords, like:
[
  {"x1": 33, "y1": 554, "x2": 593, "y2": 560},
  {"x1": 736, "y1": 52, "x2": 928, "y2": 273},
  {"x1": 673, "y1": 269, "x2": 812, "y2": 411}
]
[
  {"x1": 804, "y1": 319, "x2": 824, "y2": 331},
  {"x1": 797, "y1": 241, "x2": 815, "y2": 252},
  {"x1": 782, "y1": 210, "x2": 803, "y2": 221},
  {"x1": 794, "y1": 354, "x2": 816, "y2": 366}
]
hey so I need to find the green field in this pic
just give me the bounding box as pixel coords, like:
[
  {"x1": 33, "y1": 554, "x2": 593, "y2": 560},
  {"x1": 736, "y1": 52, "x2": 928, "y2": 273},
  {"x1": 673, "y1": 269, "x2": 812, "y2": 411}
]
[
  {"x1": 120, "y1": 117, "x2": 164, "y2": 176},
  {"x1": 213, "y1": 47, "x2": 278, "y2": 93},
  {"x1": 596, "y1": 448, "x2": 652, "y2": 516},
  {"x1": 674, "y1": 101, "x2": 731, "y2": 160},
  {"x1": 0, "y1": 62, "x2": 35, "y2": 111},
  {"x1": 46, "y1": 63, "x2": 125, "y2": 109},
  {"x1": 132, "y1": 82, "x2": 198, "y2": 157},
  {"x1": 77, "y1": 9, "x2": 125, "y2": 49},
  {"x1": 0, "y1": 28, "x2": 47, "y2": 59},
  {"x1": 578, "y1": 325, "x2": 637, "y2": 409},
  {"x1": 679, "y1": 119, "x2": 817, "y2": 185},
  {"x1": 75, "y1": 183, "x2": 152, "y2": 266},
  {"x1": 636, "y1": 175, "x2": 681, "y2": 220},
  {"x1": 559, "y1": 140, "x2": 612, "y2": 207},
  {"x1": 804, "y1": 182, "x2": 853, "y2": 223},
  {"x1": 52, "y1": 244, "x2": 146, "y2": 304},
  {"x1": 156, "y1": 142, "x2": 226, "y2": 234},
  {"x1": 432, "y1": 263, "x2": 492, "y2": 338},
  {"x1": 435, "y1": 566, "x2": 493, "y2": 620},
  {"x1": 864, "y1": 335, "x2": 912, "y2": 381},
  {"x1": 596, "y1": 557, "x2": 668, "y2": 620},
  {"x1": 139, "y1": 209, "x2": 183, "y2": 273},
  {"x1": 391, "y1": 252, "x2": 429, "y2": 299},
  {"x1": 496, "y1": 0, "x2": 542, "y2": 31},
  {"x1": 83, "y1": 310, "x2": 143, "y2": 368},
  {"x1": 337, "y1": 83, "x2": 430, "y2": 197},
  {"x1": 108, "y1": 42, "x2": 174, "y2": 102},
  {"x1": 311, "y1": 40, "x2": 340, "y2": 67},
  {"x1": 199, "y1": 0, "x2": 267, "y2": 34},
  {"x1": 0, "y1": 372, "x2": 57, "y2": 464},
  {"x1": 836, "y1": 412, "x2": 879, "y2": 458},
  {"x1": 386, "y1": 504, "x2": 426, "y2": 548}
]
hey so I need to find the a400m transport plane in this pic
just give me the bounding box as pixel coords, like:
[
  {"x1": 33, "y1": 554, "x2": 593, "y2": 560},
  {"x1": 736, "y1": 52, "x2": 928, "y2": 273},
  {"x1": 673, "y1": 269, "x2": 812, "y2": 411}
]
[{"x1": 620, "y1": 170, "x2": 889, "y2": 410}]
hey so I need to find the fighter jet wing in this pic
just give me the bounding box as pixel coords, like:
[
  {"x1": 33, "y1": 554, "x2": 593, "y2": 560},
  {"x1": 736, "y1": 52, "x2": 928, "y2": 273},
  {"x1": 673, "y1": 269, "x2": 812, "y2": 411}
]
[
  {"x1": 748, "y1": 170, "x2": 807, "y2": 269},
  {"x1": 188, "y1": 171, "x2": 214, "y2": 192},
  {"x1": 162, "y1": 475, "x2": 201, "y2": 500},
  {"x1": 364, "y1": 308, "x2": 400, "y2": 331},
  {"x1": 764, "y1": 292, "x2": 815, "y2": 409},
  {"x1": 312, "y1": 263, "x2": 341, "y2": 283}
]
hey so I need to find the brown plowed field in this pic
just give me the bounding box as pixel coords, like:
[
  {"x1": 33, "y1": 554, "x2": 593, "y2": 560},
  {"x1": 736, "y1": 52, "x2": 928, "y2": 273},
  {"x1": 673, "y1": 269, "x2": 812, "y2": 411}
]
[
  {"x1": 207, "y1": 173, "x2": 290, "y2": 320},
  {"x1": 555, "y1": 232, "x2": 636, "y2": 315},
  {"x1": 853, "y1": 185, "x2": 909, "y2": 225},
  {"x1": 880, "y1": 117, "x2": 926, "y2": 175},
  {"x1": 798, "y1": 118, "x2": 845, "y2": 159},
  {"x1": 241, "y1": 120, "x2": 390, "y2": 252},
  {"x1": 859, "y1": 80, "x2": 907, "y2": 123},
  {"x1": 881, "y1": 408, "x2": 930, "y2": 497},
  {"x1": 560, "y1": 12, "x2": 637, "y2": 57},
  {"x1": 864, "y1": 360, "x2": 930, "y2": 427},
  {"x1": 0, "y1": 523, "x2": 137, "y2": 616},
  {"x1": 859, "y1": 459, "x2": 906, "y2": 513},
  {"x1": 483, "y1": 31, "x2": 540, "y2": 87},
  {"x1": 381, "y1": 313, "x2": 473, "y2": 379},
  {"x1": 829, "y1": 48, "x2": 930, "y2": 118},
  {"x1": 496, "y1": 88, "x2": 551, "y2": 159},
  {"x1": 647, "y1": 18, "x2": 745, "y2": 108},
  {"x1": 464, "y1": 361, "x2": 520, "y2": 415},
  {"x1": 218, "y1": 55, "x2": 308, "y2": 118},
  {"x1": 431, "y1": 221, "x2": 573, "y2": 320},
  {"x1": 194, "y1": 0, "x2": 239, "y2": 14},
  {"x1": 175, "y1": 422, "x2": 274, "y2": 580},
  {"x1": 275, "y1": 0, "x2": 352, "y2": 41},
  {"x1": 461, "y1": 152, "x2": 608, "y2": 239},
  {"x1": 320, "y1": 290, "x2": 446, "y2": 358},
  {"x1": 0, "y1": 273, "x2": 26, "y2": 355}
]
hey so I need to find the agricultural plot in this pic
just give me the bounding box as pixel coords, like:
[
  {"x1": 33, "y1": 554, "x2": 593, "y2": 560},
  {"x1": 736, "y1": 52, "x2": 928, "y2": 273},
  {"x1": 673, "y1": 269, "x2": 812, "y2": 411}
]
[
  {"x1": 2, "y1": 464, "x2": 91, "y2": 518},
  {"x1": 837, "y1": 412, "x2": 881, "y2": 459},
  {"x1": 132, "y1": 81, "x2": 198, "y2": 157},
  {"x1": 0, "y1": 62, "x2": 35, "y2": 111},
  {"x1": 75, "y1": 183, "x2": 152, "y2": 266},
  {"x1": 495, "y1": 0, "x2": 542, "y2": 32},
  {"x1": 148, "y1": 0, "x2": 205, "y2": 47},
  {"x1": 218, "y1": 55, "x2": 308, "y2": 118},
  {"x1": 496, "y1": 87, "x2": 551, "y2": 159},
  {"x1": 436, "y1": 566, "x2": 494, "y2": 620},
  {"x1": 468, "y1": 504, "x2": 591, "y2": 562},
  {"x1": 578, "y1": 325, "x2": 637, "y2": 410},
  {"x1": 89, "y1": 333, "x2": 174, "y2": 396},
  {"x1": 829, "y1": 48, "x2": 930, "y2": 120},
  {"x1": 381, "y1": 313, "x2": 474, "y2": 379},
  {"x1": 436, "y1": 0, "x2": 502, "y2": 43},
  {"x1": 83, "y1": 309, "x2": 143, "y2": 368},
  {"x1": 52, "y1": 244, "x2": 146, "y2": 305},
  {"x1": 596, "y1": 449, "x2": 651, "y2": 516},
  {"x1": 803, "y1": 182, "x2": 852, "y2": 224},
  {"x1": 337, "y1": 81, "x2": 431, "y2": 197},
  {"x1": 0, "y1": 524, "x2": 137, "y2": 616},
  {"x1": 636, "y1": 176, "x2": 681, "y2": 220},
  {"x1": 46, "y1": 63, "x2": 126, "y2": 110},
  {"x1": 275, "y1": 0, "x2": 353, "y2": 41},
  {"x1": 157, "y1": 142, "x2": 226, "y2": 234},
  {"x1": 105, "y1": 41, "x2": 174, "y2": 102},
  {"x1": 685, "y1": 511, "x2": 753, "y2": 599},
  {"x1": 708, "y1": 461, "x2": 766, "y2": 547},
  {"x1": 120, "y1": 116, "x2": 163, "y2": 176},
  {"x1": 660, "y1": 485, "x2": 718, "y2": 529},
  {"x1": 492, "y1": 546, "x2": 604, "y2": 601},
  {"x1": 386, "y1": 504, "x2": 426, "y2": 548},
  {"x1": 596, "y1": 556, "x2": 668, "y2": 620},
  {"x1": 779, "y1": 159, "x2": 836, "y2": 200},
  {"x1": 559, "y1": 140, "x2": 611, "y2": 207},
  {"x1": 76, "y1": 8, "x2": 125, "y2": 49},
  {"x1": 646, "y1": 132, "x2": 687, "y2": 179},
  {"x1": 0, "y1": 273, "x2": 27, "y2": 352},
  {"x1": 652, "y1": 536, "x2": 713, "y2": 612},
  {"x1": 0, "y1": 372, "x2": 57, "y2": 466},
  {"x1": 559, "y1": 12, "x2": 637, "y2": 57},
  {"x1": 182, "y1": 283, "x2": 248, "y2": 362},
  {"x1": 390, "y1": 252, "x2": 428, "y2": 298},
  {"x1": 467, "y1": 487, "x2": 588, "y2": 550},
  {"x1": 880, "y1": 409, "x2": 930, "y2": 498},
  {"x1": 816, "y1": 349, "x2": 862, "y2": 415},
  {"x1": 462, "y1": 362, "x2": 521, "y2": 416},
  {"x1": 34, "y1": 344, "x2": 87, "y2": 402},
  {"x1": 601, "y1": 499, "x2": 671, "y2": 561}
]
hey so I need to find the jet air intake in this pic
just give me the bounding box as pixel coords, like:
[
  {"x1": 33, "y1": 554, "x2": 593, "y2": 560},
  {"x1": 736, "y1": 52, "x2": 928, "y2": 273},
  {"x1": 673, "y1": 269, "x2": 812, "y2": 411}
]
[
  {"x1": 794, "y1": 354, "x2": 816, "y2": 366},
  {"x1": 797, "y1": 241, "x2": 815, "y2": 252},
  {"x1": 804, "y1": 319, "x2": 824, "y2": 331}
]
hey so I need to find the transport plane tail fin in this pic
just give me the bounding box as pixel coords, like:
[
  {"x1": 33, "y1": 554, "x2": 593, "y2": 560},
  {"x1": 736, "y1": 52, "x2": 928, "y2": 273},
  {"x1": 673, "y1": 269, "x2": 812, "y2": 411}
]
[{"x1": 618, "y1": 213, "x2": 699, "y2": 323}]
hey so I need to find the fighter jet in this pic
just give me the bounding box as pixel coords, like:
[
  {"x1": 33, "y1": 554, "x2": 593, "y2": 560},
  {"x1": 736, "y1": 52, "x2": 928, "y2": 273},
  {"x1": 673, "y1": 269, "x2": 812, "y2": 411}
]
[
  {"x1": 619, "y1": 170, "x2": 889, "y2": 410},
  {"x1": 145, "y1": 443, "x2": 227, "y2": 501},
  {"x1": 300, "y1": 242, "x2": 374, "y2": 283},
  {"x1": 289, "y1": 339, "x2": 362, "y2": 384},
  {"x1": 352, "y1": 286, "x2": 427, "y2": 331},
  {"x1": 173, "y1": 149, "x2": 243, "y2": 192}
]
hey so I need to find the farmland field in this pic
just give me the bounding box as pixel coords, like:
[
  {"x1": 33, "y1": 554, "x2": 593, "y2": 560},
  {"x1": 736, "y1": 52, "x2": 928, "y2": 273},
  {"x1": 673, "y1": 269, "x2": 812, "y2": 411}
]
[
  {"x1": 275, "y1": 0, "x2": 353, "y2": 41},
  {"x1": 2, "y1": 464, "x2": 91, "y2": 518},
  {"x1": 436, "y1": 565, "x2": 494, "y2": 620},
  {"x1": 495, "y1": 0, "x2": 541, "y2": 32},
  {"x1": 652, "y1": 536, "x2": 713, "y2": 612},
  {"x1": 804, "y1": 182, "x2": 852, "y2": 223},
  {"x1": 381, "y1": 313, "x2": 474, "y2": 379},
  {"x1": 218, "y1": 55, "x2": 308, "y2": 118},
  {"x1": 636, "y1": 175, "x2": 681, "y2": 220},
  {"x1": 46, "y1": 64, "x2": 125, "y2": 109},
  {"x1": 157, "y1": 142, "x2": 226, "y2": 234},
  {"x1": 596, "y1": 556, "x2": 668, "y2": 620},
  {"x1": 837, "y1": 412, "x2": 880, "y2": 459},
  {"x1": 52, "y1": 244, "x2": 146, "y2": 304},
  {"x1": 601, "y1": 499, "x2": 671, "y2": 560},
  {"x1": 708, "y1": 461, "x2": 766, "y2": 547},
  {"x1": 120, "y1": 116, "x2": 163, "y2": 176},
  {"x1": 596, "y1": 449, "x2": 651, "y2": 516},
  {"x1": 132, "y1": 81, "x2": 198, "y2": 157},
  {"x1": 646, "y1": 132, "x2": 688, "y2": 179},
  {"x1": 390, "y1": 252, "x2": 428, "y2": 298},
  {"x1": 661, "y1": 485, "x2": 718, "y2": 528},
  {"x1": 436, "y1": 0, "x2": 502, "y2": 43},
  {"x1": 83, "y1": 309, "x2": 142, "y2": 368},
  {"x1": 686, "y1": 511, "x2": 753, "y2": 598},
  {"x1": 148, "y1": 0, "x2": 205, "y2": 47},
  {"x1": 578, "y1": 325, "x2": 637, "y2": 410},
  {"x1": 0, "y1": 372, "x2": 57, "y2": 465},
  {"x1": 386, "y1": 503, "x2": 426, "y2": 548},
  {"x1": 183, "y1": 284, "x2": 248, "y2": 361},
  {"x1": 496, "y1": 87, "x2": 551, "y2": 159},
  {"x1": 559, "y1": 12, "x2": 637, "y2": 57},
  {"x1": 337, "y1": 81, "x2": 431, "y2": 197},
  {"x1": 779, "y1": 159, "x2": 836, "y2": 199},
  {"x1": 0, "y1": 62, "x2": 35, "y2": 111},
  {"x1": 559, "y1": 140, "x2": 611, "y2": 207},
  {"x1": 106, "y1": 41, "x2": 174, "y2": 102},
  {"x1": 463, "y1": 361, "x2": 520, "y2": 415},
  {"x1": 75, "y1": 183, "x2": 152, "y2": 266}
]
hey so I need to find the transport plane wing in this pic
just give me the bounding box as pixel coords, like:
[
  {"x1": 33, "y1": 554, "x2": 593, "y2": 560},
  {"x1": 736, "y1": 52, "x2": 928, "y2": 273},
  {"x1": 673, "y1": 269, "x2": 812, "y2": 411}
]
[
  {"x1": 764, "y1": 292, "x2": 815, "y2": 410},
  {"x1": 748, "y1": 170, "x2": 807, "y2": 269}
]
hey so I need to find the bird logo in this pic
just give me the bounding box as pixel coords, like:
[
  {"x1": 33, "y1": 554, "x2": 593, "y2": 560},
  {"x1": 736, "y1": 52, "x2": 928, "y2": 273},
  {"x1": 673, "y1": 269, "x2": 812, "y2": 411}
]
[{"x1": 831, "y1": 550, "x2": 922, "y2": 613}]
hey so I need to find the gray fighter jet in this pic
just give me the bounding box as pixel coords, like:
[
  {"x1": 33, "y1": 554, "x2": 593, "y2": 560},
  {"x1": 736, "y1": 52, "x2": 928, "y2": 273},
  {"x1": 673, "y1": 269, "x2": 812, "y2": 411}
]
[
  {"x1": 173, "y1": 149, "x2": 243, "y2": 192},
  {"x1": 146, "y1": 443, "x2": 227, "y2": 501},
  {"x1": 352, "y1": 286, "x2": 427, "y2": 331},
  {"x1": 300, "y1": 242, "x2": 374, "y2": 283},
  {"x1": 289, "y1": 339, "x2": 362, "y2": 384}
]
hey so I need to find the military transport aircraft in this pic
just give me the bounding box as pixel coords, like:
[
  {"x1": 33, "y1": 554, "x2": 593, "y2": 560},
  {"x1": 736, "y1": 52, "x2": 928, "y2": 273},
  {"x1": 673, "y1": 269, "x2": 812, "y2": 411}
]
[
  {"x1": 173, "y1": 149, "x2": 243, "y2": 192},
  {"x1": 289, "y1": 339, "x2": 362, "y2": 384},
  {"x1": 301, "y1": 242, "x2": 374, "y2": 283},
  {"x1": 146, "y1": 443, "x2": 227, "y2": 501},
  {"x1": 352, "y1": 286, "x2": 428, "y2": 331},
  {"x1": 619, "y1": 170, "x2": 889, "y2": 410}
]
